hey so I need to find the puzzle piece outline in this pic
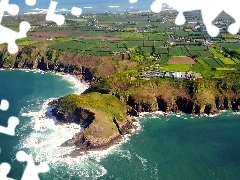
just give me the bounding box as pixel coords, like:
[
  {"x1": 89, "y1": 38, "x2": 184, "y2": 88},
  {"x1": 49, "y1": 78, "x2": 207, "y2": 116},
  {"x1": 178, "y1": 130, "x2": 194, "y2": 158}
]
[
  {"x1": 0, "y1": 162, "x2": 15, "y2": 180},
  {"x1": 0, "y1": 100, "x2": 19, "y2": 136},
  {"x1": 150, "y1": 0, "x2": 240, "y2": 37},
  {"x1": 0, "y1": 0, "x2": 35, "y2": 54},
  {"x1": 16, "y1": 151, "x2": 49, "y2": 180},
  {"x1": 46, "y1": 0, "x2": 83, "y2": 25}
]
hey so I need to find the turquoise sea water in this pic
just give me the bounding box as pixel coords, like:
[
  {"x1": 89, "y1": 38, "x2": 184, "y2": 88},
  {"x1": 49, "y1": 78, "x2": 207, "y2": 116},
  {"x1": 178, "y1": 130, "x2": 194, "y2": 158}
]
[{"x1": 0, "y1": 70, "x2": 240, "y2": 180}]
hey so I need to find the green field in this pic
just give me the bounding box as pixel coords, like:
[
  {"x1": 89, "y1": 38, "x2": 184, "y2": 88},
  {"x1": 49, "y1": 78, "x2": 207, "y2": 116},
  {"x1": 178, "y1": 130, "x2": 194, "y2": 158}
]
[
  {"x1": 160, "y1": 64, "x2": 192, "y2": 72},
  {"x1": 210, "y1": 47, "x2": 236, "y2": 65},
  {"x1": 3, "y1": 11, "x2": 240, "y2": 75},
  {"x1": 203, "y1": 58, "x2": 222, "y2": 68},
  {"x1": 160, "y1": 54, "x2": 169, "y2": 64},
  {"x1": 169, "y1": 47, "x2": 188, "y2": 56}
]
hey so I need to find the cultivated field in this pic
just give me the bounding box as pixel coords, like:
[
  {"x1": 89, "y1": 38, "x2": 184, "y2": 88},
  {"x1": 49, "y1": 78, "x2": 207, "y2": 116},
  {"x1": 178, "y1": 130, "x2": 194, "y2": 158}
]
[{"x1": 168, "y1": 57, "x2": 196, "y2": 64}]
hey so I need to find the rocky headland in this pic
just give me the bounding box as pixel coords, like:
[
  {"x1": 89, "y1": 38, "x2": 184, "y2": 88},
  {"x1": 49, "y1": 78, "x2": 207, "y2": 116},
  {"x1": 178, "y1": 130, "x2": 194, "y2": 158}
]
[{"x1": 2, "y1": 46, "x2": 240, "y2": 155}]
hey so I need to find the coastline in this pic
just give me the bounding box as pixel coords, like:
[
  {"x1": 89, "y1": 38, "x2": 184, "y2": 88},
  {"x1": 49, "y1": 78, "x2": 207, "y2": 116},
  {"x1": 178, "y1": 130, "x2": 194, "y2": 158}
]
[
  {"x1": 1, "y1": 68, "x2": 90, "y2": 92},
  {"x1": 8, "y1": 67, "x2": 140, "y2": 157},
  {"x1": 4, "y1": 67, "x2": 240, "y2": 157}
]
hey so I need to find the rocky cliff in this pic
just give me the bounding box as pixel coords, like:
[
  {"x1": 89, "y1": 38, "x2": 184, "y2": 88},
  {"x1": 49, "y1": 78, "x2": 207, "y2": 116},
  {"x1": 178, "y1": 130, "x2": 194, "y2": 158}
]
[
  {"x1": 2, "y1": 45, "x2": 240, "y2": 155},
  {"x1": 50, "y1": 93, "x2": 138, "y2": 155},
  {"x1": 91, "y1": 76, "x2": 240, "y2": 116},
  {"x1": 60, "y1": 117, "x2": 137, "y2": 156}
]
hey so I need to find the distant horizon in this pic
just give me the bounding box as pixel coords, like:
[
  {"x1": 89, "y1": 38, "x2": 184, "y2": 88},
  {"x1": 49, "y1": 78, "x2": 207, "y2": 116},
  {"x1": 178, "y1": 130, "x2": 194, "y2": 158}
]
[{"x1": 10, "y1": 0, "x2": 163, "y2": 15}]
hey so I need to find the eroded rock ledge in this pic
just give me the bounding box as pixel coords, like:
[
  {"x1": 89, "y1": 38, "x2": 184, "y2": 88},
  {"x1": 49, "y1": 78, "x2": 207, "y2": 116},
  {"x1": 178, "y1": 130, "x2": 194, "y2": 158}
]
[
  {"x1": 126, "y1": 95, "x2": 240, "y2": 116},
  {"x1": 60, "y1": 118, "x2": 137, "y2": 157},
  {"x1": 50, "y1": 93, "x2": 137, "y2": 156}
]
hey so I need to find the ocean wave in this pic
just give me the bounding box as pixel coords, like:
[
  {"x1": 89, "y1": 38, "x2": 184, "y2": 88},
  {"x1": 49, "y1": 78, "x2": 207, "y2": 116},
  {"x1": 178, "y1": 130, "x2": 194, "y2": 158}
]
[
  {"x1": 18, "y1": 98, "x2": 137, "y2": 178},
  {"x1": 29, "y1": 8, "x2": 71, "y2": 14},
  {"x1": 109, "y1": 5, "x2": 120, "y2": 8},
  {"x1": 54, "y1": 72, "x2": 89, "y2": 94},
  {"x1": 15, "y1": 70, "x2": 140, "y2": 179},
  {"x1": 83, "y1": 7, "x2": 93, "y2": 9},
  {"x1": 137, "y1": 110, "x2": 235, "y2": 121},
  {"x1": 135, "y1": 154, "x2": 147, "y2": 170}
]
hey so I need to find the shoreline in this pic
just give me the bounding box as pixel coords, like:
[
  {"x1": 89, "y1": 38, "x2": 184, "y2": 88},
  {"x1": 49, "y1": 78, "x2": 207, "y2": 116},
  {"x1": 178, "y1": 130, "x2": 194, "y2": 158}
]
[
  {"x1": 1, "y1": 68, "x2": 90, "y2": 92},
  {"x1": 8, "y1": 67, "x2": 140, "y2": 157},
  {"x1": 5, "y1": 67, "x2": 239, "y2": 157}
]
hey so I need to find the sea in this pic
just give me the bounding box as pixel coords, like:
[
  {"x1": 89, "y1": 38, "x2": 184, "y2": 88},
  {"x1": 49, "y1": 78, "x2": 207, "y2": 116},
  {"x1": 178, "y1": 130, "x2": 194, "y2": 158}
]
[
  {"x1": 1, "y1": 70, "x2": 240, "y2": 180},
  {"x1": 10, "y1": 0, "x2": 155, "y2": 15}
]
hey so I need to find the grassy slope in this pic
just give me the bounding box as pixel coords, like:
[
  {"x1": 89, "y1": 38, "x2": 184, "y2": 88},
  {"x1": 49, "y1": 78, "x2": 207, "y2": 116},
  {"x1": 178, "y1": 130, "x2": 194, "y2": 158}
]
[{"x1": 56, "y1": 93, "x2": 127, "y2": 138}]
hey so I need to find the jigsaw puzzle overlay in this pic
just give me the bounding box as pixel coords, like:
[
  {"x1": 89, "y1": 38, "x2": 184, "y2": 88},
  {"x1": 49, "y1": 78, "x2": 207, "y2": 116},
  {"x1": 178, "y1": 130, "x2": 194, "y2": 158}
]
[
  {"x1": 0, "y1": 100, "x2": 49, "y2": 180},
  {"x1": 1, "y1": 0, "x2": 239, "y2": 54},
  {"x1": 1, "y1": 0, "x2": 240, "y2": 179},
  {"x1": 0, "y1": 0, "x2": 82, "y2": 54},
  {"x1": 150, "y1": 0, "x2": 240, "y2": 37}
]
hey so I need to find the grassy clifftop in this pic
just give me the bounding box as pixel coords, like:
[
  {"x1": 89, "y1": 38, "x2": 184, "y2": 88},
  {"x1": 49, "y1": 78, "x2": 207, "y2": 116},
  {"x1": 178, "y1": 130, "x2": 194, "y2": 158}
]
[
  {"x1": 91, "y1": 73, "x2": 240, "y2": 114},
  {"x1": 55, "y1": 92, "x2": 128, "y2": 138}
]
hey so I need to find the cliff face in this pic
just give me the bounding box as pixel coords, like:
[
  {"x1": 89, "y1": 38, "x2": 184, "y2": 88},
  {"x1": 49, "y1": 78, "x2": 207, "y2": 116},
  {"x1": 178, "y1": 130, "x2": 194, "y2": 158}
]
[
  {"x1": 60, "y1": 117, "x2": 137, "y2": 155},
  {"x1": 52, "y1": 106, "x2": 95, "y2": 128},
  {"x1": 125, "y1": 95, "x2": 240, "y2": 116},
  {"x1": 110, "y1": 77, "x2": 240, "y2": 116},
  {"x1": 3, "y1": 45, "x2": 240, "y2": 156},
  {"x1": 0, "y1": 46, "x2": 118, "y2": 85},
  {"x1": 50, "y1": 93, "x2": 136, "y2": 155}
]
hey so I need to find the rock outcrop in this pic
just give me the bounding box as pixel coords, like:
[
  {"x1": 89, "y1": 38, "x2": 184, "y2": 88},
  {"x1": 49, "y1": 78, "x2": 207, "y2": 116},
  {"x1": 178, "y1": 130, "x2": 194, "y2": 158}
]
[
  {"x1": 52, "y1": 105, "x2": 95, "y2": 128},
  {"x1": 59, "y1": 117, "x2": 137, "y2": 156},
  {"x1": 126, "y1": 95, "x2": 240, "y2": 117}
]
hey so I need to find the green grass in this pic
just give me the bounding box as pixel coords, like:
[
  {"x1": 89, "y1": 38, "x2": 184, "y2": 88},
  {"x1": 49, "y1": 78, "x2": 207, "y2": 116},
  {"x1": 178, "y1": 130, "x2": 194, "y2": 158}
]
[
  {"x1": 155, "y1": 47, "x2": 168, "y2": 54},
  {"x1": 232, "y1": 58, "x2": 240, "y2": 64},
  {"x1": 222, "y1": 34, "x2": 240, "y2": 39},
  {"x1": 160, "y1": 64, "x2": 191, "y2": 72},
  {"x1": 210, "y1": 47, "x2": 236, "y2": 65},
  {"x1": 219, "y1": 58, "x2": 236, "y2": 65},
  {"x1": 188, "y1": 51, "x2": 200, "y2": 57},
  {"x1": 215, "y1": 67, "x2": 236, "y2": 71},
  {"x1": 154, "y1": 41, "x2": 166, "y2": 47},
  {"x1": 56, "y1": 93, "x2": 127, "y2": 138},
  {"x1": 160, "y1": 54, "x2": 169, "y2": 64},
  {"x1": 203, "y1": 58, "x2": 222, "y2": 68},
  {"x1": 198, "y1": 51, "x2": 214, "y2": 58},
  {"x1": 120, "y1": 32, "x2": 145, "y2": 40},
  {"x1": 219, "y1": 42, "x2": 240, "y2": 49},
  {"x1": 169, "y1": 47, "x2": 187, "y2": 56},
  {"x1": 16, "y1": 37, "x2": 39, "y2": 46}
]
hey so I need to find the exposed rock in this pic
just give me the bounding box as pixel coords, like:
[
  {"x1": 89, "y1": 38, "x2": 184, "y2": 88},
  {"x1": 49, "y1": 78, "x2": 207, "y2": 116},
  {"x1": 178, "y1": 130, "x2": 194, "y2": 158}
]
[
  {"x1": 52, "y1": 105, "x2": 95, "y2": 127},
  {"x1": 60, "y1": 117, "x2": 137, "y2": 156}
]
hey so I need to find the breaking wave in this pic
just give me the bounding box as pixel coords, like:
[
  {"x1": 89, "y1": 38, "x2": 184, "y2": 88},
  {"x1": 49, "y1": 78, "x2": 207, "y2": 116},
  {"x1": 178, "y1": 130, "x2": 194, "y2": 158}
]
[{"x1": 15, "y1": 72, "x2": 140, "y2": 179}]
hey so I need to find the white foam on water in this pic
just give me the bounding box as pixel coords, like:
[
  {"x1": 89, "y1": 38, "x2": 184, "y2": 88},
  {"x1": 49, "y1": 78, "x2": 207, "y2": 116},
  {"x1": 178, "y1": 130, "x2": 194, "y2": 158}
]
[
  {"x1": 133, "y1": 119, "x2": 141, "y2": 133},
  {"x1": 21, "y1": 111, "x2": 39, "y2": 117},
  {"x1": 135, "y1": 154, "x2": 147, "y2": 170},
  {"x1": 109, "y1": 5, "x2": 120, "y2": 8},
  {"x1": 233, "y1": 111, "x2": 240, "y2": 115},
  {"x1": 150, "y1": 163, "x2": 159, "y2": 179},
  {"x1": 16, "y1": 70, "x2": 142, "y2": 179},
  {"x1": 18, "y1": 97, "x2": 109, "y2": 179},
  {"x1": 84, "y1": 131, "x2": 136, "y2": 163},
  {"x1": 53, "y1": 72, "x2": 89, "y2": 95}
]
